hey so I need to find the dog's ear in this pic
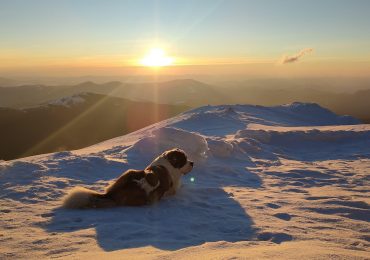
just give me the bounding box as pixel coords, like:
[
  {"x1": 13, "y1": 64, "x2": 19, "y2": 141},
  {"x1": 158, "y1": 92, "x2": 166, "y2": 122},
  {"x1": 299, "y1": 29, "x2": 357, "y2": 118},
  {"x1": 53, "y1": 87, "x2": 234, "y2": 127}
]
[{"x1": 165, "y1": 149, "x2": 187, "y2": 169}]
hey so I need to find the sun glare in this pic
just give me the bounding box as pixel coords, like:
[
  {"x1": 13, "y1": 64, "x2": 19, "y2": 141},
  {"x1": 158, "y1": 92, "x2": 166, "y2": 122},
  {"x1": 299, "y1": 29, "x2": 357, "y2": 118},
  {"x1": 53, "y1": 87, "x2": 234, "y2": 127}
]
[{"x1": 140, "y1": 48, "x2": 174, "y2": 67}]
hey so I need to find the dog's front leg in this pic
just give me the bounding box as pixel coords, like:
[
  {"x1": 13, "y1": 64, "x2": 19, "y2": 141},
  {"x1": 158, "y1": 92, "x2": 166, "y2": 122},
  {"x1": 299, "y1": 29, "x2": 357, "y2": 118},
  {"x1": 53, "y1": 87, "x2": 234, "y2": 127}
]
[
  {"x1": 147, "y1": 191, "x2": 162, "y2": 205},
  {"x1": 164, "y1": 187, "x2": 176, "y2": 197}
]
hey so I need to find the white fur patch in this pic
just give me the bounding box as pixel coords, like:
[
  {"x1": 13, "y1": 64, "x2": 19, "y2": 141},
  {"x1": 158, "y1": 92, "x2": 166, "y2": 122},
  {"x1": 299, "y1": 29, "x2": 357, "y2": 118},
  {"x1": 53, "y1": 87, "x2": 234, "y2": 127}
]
[
  {"x1": 133, "y1": 178, "x2": 160, "y2": 194},
  {"x1": 150, "y1": 155, "x2": 183, "y2": 196}
]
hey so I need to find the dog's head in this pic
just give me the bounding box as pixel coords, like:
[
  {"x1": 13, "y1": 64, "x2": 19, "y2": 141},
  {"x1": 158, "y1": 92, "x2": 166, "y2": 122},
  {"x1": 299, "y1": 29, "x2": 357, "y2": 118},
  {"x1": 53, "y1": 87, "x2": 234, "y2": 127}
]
[
  {"x1": 162, "y1": 148, "x2": 194, "y2": 175},
  {"x1": 148, "y1": 148, "x2": 194, "y2": 195}
]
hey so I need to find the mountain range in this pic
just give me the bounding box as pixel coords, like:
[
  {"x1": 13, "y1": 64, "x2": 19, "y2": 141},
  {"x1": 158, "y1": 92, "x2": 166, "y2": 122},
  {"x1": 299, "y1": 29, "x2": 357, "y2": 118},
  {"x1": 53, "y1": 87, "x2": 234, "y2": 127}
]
[
  {"x1": 0, "y1": 93, "x2": 187, "y2": 160},
  {"x1": 1, "y1": 79, "x2": 369, "y2": 122}
]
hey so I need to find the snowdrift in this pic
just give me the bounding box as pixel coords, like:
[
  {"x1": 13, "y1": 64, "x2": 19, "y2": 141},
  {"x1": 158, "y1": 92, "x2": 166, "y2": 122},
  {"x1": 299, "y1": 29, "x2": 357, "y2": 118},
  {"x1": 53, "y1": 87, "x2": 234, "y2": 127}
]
[{"x1": 0, "y1": 102, "x2": 369, "y2": 259}]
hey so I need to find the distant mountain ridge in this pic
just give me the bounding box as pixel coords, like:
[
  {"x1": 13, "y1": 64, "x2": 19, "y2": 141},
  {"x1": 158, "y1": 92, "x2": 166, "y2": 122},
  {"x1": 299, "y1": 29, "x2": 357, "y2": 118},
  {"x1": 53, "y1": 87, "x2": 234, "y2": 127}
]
[
  {"x1": 47, "y1": 92, "x2": 88, "y2": 107},
  {"x1": 0, "y1": 93, "x2": 188, "y2": 160},
  {"x1": 0, "y1": 78, "x2": 369, "y2": 123},
  {"x1": 0, "y1": 79, "x2": 222, "y2": 108}
]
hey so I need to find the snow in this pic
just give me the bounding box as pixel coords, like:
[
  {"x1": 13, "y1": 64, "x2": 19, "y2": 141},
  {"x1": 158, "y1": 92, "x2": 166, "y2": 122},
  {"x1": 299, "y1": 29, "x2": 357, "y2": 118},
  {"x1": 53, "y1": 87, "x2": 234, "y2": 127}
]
[
  {"x1": 48, "y1": 93, "x2": 87, "y2": 107},
  {"x1": 0, "y1": 102, "x2": 369, "y2": 259}
]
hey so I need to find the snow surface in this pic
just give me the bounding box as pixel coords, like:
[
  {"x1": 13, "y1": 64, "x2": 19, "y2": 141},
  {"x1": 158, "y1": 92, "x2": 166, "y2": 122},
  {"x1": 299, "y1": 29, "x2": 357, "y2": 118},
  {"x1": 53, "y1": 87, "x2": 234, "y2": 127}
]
[{"x1": 0, "y1": 102, "x2": 369, "y2": 259}]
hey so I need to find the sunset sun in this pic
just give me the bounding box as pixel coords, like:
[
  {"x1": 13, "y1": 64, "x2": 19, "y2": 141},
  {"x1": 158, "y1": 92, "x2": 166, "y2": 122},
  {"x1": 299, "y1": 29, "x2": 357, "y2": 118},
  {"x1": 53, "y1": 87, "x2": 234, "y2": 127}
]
[{"x1": 140, "y1": 48, "x2": 174, "y2": 67}]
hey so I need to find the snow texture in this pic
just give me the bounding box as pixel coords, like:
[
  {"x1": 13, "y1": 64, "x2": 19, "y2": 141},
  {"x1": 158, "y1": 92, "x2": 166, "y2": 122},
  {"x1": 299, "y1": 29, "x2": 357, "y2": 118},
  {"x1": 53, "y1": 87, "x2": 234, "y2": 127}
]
[{"x1": 0, "y1": 102, "x2": 369, "y2": 259}]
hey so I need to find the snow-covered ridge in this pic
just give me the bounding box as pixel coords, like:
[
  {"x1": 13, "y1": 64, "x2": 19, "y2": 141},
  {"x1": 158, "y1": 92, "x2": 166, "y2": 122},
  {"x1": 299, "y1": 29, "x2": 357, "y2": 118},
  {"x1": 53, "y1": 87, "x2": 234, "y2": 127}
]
[
  {"x1": 48, "y1": 92, "x2": 89, "y2": 107},
  {"x1": 1, "y1": 102, "x2": 369, "y2": 259}
]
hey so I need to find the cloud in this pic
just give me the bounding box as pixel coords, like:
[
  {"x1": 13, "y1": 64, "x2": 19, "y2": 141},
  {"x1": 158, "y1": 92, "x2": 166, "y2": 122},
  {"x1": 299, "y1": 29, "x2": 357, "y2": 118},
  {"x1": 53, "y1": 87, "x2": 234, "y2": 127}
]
[{"x1": 280, "y1": 48, "x2": 314, "y2": 64}]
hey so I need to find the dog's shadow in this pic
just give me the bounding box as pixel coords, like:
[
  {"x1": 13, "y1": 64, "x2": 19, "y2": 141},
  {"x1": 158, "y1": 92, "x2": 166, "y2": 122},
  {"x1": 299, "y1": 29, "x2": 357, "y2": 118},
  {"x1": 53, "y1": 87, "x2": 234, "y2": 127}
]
[{"x1": 44, "y1": 153, "x2": 262, "y2": 251}]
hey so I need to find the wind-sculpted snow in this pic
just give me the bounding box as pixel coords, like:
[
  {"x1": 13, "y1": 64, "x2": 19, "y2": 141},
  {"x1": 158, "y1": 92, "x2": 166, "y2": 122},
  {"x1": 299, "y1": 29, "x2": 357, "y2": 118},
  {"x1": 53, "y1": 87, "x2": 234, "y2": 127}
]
[
  {"x1": 235, "y1": 128, "x2": 370, "y2": 161},
  {"x1": 173, "y1": 103, "x2": 360, "y2": 136},
  {"x1": 128, "y1": 127, "x2": 209, "y2": 162},
  {"x1": 0, "y1": 102, "x2": 369, "y2": 259}
]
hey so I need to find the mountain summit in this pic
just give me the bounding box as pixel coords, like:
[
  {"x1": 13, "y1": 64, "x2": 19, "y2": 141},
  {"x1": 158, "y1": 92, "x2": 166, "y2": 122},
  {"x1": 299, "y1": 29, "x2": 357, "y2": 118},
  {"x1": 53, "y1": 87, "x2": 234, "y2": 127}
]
[{"x1": 1, "y1": 103, "x2": 369, "y2": 259}]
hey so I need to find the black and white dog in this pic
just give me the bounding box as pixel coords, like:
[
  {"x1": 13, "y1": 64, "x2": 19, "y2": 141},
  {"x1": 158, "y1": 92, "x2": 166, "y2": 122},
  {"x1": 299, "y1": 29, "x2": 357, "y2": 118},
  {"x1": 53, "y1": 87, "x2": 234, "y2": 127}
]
[{"x1": 63, "y1": 148, "x2": 194, "y2": 208}]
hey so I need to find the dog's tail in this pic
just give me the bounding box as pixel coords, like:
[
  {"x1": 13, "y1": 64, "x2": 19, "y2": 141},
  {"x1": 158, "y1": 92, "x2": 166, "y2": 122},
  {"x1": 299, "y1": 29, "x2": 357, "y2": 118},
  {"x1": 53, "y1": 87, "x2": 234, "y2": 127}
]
[{"x1": 62, "y1": 187, "x2": 116, "y2": 209}]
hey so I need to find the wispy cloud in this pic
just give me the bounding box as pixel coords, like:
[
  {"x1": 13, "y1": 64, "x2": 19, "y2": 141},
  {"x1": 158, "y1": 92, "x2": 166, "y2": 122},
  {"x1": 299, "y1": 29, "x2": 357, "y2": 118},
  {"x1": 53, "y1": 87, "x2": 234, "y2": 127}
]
[{"x1": 280, "y1": 48, "x2": 314, "y2": 64}]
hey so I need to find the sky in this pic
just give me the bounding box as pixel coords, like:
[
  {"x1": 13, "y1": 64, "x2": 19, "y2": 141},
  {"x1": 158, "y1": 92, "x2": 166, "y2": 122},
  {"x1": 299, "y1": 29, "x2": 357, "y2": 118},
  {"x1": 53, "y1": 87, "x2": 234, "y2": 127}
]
[{"x1": 0, "y1": 0, "x2": 370, "y2": 77}]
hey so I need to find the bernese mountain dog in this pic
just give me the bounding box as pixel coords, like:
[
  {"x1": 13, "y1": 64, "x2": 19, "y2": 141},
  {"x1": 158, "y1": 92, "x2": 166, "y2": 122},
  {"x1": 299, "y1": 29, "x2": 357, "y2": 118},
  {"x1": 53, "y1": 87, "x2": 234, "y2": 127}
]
[{"x1": 63, "y1": 148, "x2": 194, "y2": 208}]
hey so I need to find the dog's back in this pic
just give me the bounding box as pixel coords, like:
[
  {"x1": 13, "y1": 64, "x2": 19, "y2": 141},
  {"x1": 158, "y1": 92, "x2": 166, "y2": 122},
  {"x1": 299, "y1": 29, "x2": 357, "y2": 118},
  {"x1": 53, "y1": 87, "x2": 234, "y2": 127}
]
[
  {"x1": 63, "y1": 169, "x2": 165, "y2": 209},
  {"x1": 105, "y1": 170, "x2": 150, "y2": 206}
]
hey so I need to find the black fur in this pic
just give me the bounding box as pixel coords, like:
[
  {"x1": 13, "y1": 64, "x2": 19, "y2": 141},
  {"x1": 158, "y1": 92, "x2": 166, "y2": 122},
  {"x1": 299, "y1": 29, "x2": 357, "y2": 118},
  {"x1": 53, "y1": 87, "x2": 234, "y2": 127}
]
[
  {"x1": 146, "y1": 165, "x2": 173, "y2": 204},
  {"x1": 164, "y1": 149, "x2": 188, "y2": 169}
]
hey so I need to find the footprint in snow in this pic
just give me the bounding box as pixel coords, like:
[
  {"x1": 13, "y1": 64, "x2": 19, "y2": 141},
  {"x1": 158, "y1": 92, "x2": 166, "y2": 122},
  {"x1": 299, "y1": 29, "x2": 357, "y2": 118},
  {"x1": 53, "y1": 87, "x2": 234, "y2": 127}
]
[
  {"x1": 40, "y1": 212, "x2": 55, "y2": 218},
  {"x1": 257, "y1": 232, "x2": 293, "y2": 244},
  {"x1": 273, "y1": 213, "x2": 292, "y2": 221},
  {"x1": 265, "y1": 203, "x2": 281, "y2": 209}
]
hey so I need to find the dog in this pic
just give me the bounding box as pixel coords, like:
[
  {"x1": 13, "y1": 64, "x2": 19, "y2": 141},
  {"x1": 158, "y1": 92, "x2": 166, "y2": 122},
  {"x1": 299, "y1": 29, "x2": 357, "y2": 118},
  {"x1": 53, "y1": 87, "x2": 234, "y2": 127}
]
[{"x1": 63, "y1": 148, "x2": 194, "y2": 209}]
